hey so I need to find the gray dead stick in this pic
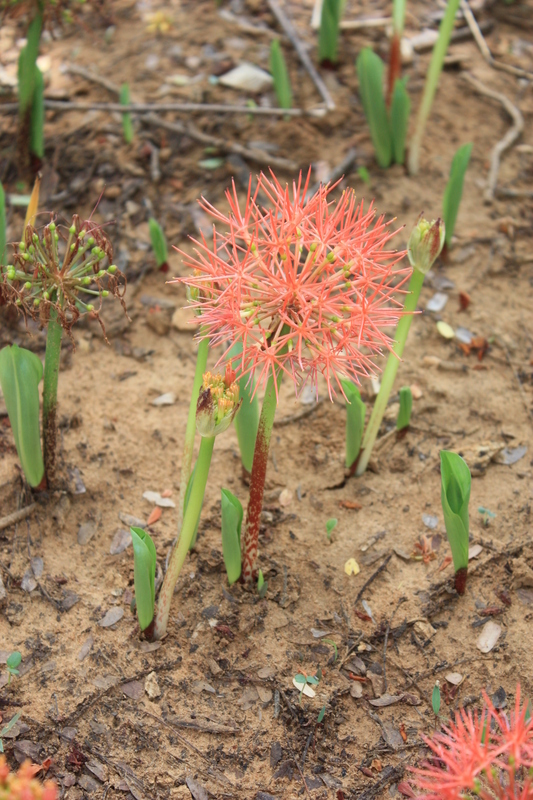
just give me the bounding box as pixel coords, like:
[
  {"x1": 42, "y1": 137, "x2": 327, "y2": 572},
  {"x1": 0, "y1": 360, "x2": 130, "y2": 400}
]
[
  {"x1": 0, "y1": 100, "x2": 319, "y2": 118},
  {"x1": 267, "y1": 0, "x2": 335, "y2": 111},
  {"x1": 462, "y1": 73, "x2": 524, "y2": 204},
  {"x1": 0, "y1": 504, "x2": 36, "y2": 532}
]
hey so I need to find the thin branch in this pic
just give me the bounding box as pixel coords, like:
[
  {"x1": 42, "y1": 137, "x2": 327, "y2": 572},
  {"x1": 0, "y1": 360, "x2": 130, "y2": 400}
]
[{"x1": 0, "y1": 504, "x2": 36, "y2": 532}]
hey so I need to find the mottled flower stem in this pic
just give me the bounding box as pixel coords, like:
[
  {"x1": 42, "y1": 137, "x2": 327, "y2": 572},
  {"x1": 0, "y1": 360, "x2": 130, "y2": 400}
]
[
  {"x1": 177, "y1": 337, "x2": 209, "y2": 534},
  {"x1": 242, "y1": 369, "x2": 282, "y2": 583},
  {"x1": 154, "y1": 435, "x2": 215, "y2": 639},
  {"x1": 356, "y1": 268, "x2": 424, "y2": 477},
  {"x1": 42, "y1": 306, "x2": 63, "y2": 487}
]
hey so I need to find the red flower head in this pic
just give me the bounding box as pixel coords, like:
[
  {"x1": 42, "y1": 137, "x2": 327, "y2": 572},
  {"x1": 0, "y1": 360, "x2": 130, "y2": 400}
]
[{"x1": 171, "y1": 170, "x2": 411, "y2": 398}]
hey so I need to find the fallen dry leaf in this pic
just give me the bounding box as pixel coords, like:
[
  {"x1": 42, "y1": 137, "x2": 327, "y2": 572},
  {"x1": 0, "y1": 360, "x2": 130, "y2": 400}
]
[{"x1": 146, "y1": 506, "x2": 162, "y2": 525}]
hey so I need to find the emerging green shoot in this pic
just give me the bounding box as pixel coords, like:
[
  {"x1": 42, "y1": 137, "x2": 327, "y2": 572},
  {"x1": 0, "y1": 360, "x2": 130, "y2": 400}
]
[
  {"x1": 294, "y1": 671, "x2": 320, "y2": 703},
  {"x1": 270, "y1": 39, "x2": 292, "y2": 110},
  {"x1": 0, "y1": 183, "x2": 5, "y2": 265},
  {"x1": 18, "y1": 10, "x2": 42, "y2": 118},
  {"x1": 30, "y1": 66, "x2": 44, "y2": 159},
  {"x1": 432, "y1": 681, "x2": 441, "y2": 715},
  {"x1": 131, "y1": 527, "x2": 157, "y2": 633},
  {"x1": 317, "y1": 705, "x2": 326, "y2": 723},
  {"x1": 148, "y1": 217, "x2": 168, "y2": 270},
  {"x1": 408, "y1": 0, "x2": 461, "y2": 175},
  {"x1": 257, "y1": 568, "x2": 267, "y2": 598},
  {"x1": 341, "y1": 377, "x2": 365, "y2": 469},
  {"x1": 390, "y1": 78, "x2": 410, "y2": 165},
  {"x1": 326, "y1": 518, "x2": 338, "y2": 540},
  {"x1": 220, "y1": 488, "x2": 243, "y2": 585},
  {"x1": 6, "y1": 652, "x2": 21, "y2": 684},
  {"x1": 318, "y1": 0, "x2": 342, "y2": 64},
  {"x1": 0, "y1": 713, "x2": 21, "y2": 754},
  {"x1": 396, "y1": 386, "x2": 412, "y2": 431},
  {"x1": 356, "y1": 49, "x2": 391, "y2": 168},
  {"x1": 321, "y1": 638, "x2": 338, "y2": 662},
  {"x1": 478, "y1": 506, "x2": 496, "y2": 527},
  {"x1": 440, "y1": 450, "x2": 471, "y2": 595},
  {"x1": 357, "y1": 166, "x2": 371, "y2": 186},
  {"x1": 356, "y1": 217, "x2": 445, "y2": 476},
  {"x1": 442, "y1": 143, "x2": 473, "y2": 247},
  {"x1": 120, "y1": 83, "x2": 134, "y2": 144},
  {"x1": 0, "y1": 345, "x2": 44, "y2": 488}
]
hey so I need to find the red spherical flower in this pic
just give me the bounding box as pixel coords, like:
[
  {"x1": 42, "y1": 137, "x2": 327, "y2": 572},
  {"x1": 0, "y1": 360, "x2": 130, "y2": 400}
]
[{"x1": 171, "y1": 171, "x2": 411, "y2": 398}]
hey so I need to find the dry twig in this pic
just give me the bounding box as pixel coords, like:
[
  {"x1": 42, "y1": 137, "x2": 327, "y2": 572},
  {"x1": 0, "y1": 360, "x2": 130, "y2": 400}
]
[{"x1": 0, "y1": 504, "x2": 36, "y2": 532}]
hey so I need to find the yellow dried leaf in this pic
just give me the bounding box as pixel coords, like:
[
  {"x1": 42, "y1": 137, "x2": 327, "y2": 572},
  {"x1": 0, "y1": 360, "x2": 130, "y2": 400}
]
[{"x1": 344, "y1": 558, "x2": 360, "y2": 576}]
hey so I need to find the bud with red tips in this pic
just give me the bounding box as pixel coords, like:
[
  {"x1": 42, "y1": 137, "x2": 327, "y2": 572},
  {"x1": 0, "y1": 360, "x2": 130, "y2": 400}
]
[{"x1": 408, "y1": 215, "x2": 445, "y2": 275}]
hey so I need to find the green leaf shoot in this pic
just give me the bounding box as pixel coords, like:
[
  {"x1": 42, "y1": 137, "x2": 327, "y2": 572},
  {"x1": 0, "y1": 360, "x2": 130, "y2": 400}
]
[
  {"x1": 357, "y1": 165, "x2": 371, "y2": 186},
  {"x1": 442, "y1": 143, "x2": 473, "y2": 246},
  {"x1": 6, "y1": 652, "x2": 21, "y2": 673},
  {"x1": 356, "y1": 48, "x2": 392, "y2": 168},
  {"x1": 326, "y1": 518, "x2": 338, "y2": 540},
  {"x1": 130, "y1": 526, "x2": 157, "y2": 631},
  {"x1": 148, "y1": 218, "x2": 168, "y2": 268},
  {"x1": 318, "y1": 0, "x2": 342, "y2": 64},
  {"x1": 432, "y1": 682, "x2": 441, "y2": 715},
  {"x1": 341, "y1": 377, "x2": 366, "y2": 469},
  {"x1": 30, "y1": 65, "x2": 44, "y2": 159},
  {"x1": 119, "y1": 83, "x2": 134, "y2": 144},
  {"x1": 0, "y1": 712, "x2": 21, "y2": 754},
  {"x1": 390, "y1": 77, "x2": 410, "y2": 165},
  {"x1": 257, "y1": 568, "x2": 267, "y2": 598},
  {"x1": 18, "y1": 10, "x2": 43, "y2": 118},
  {"x1": 0, "y1": 344, "x2": 44, "y2": 487},
  {"x1": 221, "y1": 488, "x2": 243, "y2": 585},
  {"x1": 396, "y1": 386, "x2": 413, "y2": 431},
  {"x1": 270, "y1": 39, "x2": 292, "y2": 110},
  {"x1": 440, "y1": 450, "x2": 471, "y2": 590},
  {"x1": 317, "y1": 705, "x2": 326, "y2": 723}
]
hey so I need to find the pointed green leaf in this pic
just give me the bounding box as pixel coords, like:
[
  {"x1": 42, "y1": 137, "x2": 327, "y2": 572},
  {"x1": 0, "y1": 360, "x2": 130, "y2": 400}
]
[
  {"x1": 432, "y1": 683, "x2": 441, "y2": 715},
  {"x1": 391, "y1": 77, "x2": 410, "y2": 165},
  {"x1": 18, "y1": 11, "x2": 42, "y2": 117},
  {"x1": 319, "y1": 0, "x2": 342, "y2": 63},
  {"x1": 0, "y1": 345, "x2": 44, "y2": 487},
  {"x1": 148, "y1": 218, "x2": 168, "y2": 268},
  {"x1": 130, "y1": 526, "x2": 156, "y2": 631},
  {"x1": 220, "y1": 488, "x2": 243, "y2": 585},
  {"x1": 341, "y1": 378, "x2": 366, "y2": 468},
  {"x1": 396, "y1": 386, "x2": 412, "y2": 430},
  {"x1": 30, "y1": 65, "x2": 44, "y2": 159},
  {"x1": 356, "y1": 48, "x2": 392, "y2": 168},
  {"x1": 440, "y1": 450, "x2": 471, "y2": 572},
  {"x1": 270, "y1": 39, "x2": 292, "y2": 110},
  {"x1": 120, "y1": 83, "x2": 134, "y2": 144},
  {"x1": 442, "y1": 143, "x2": 472, "y2": 246}
]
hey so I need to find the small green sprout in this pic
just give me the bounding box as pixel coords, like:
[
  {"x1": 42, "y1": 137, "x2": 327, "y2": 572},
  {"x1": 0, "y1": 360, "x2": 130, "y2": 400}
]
[
  {"x1": 321, "y1": 638, "x2": 338, "y2": 662},
  {"x1": 294, "y1": 670, "x2": 320, "y2": 703},
  {"x1": 396, "y1": 386, "x2": 413, "y2": 431},
  {"x1": 442, "y1": 143, "x2": 473, "y2": 247},
  {"x1": 30, "y1": 65, "x2": 45, "y2": 160},
  {"x1": 317, "y1": 705, "x2": 326, "y2": 724},
  {"x1": 221, "y1": 489, "x2": 243, "y2": 585},
  {"x1": 357, "y1": 166, "x2": 371, "y2": 187},
  {"x1": 326, "y1": 518, "x2": 338, "y2": 540},
  {"x1": 478, "y1": 506, "x2": 496, "y2": 527},
  {"x1": 0, "y1": 712, "x2": 21, "y2": 754},
  {"x1": 148, "y1": 218, "x2": 168, "y2": 271},
  {"x1": 432, "y1": 681, "x2": 441, "y2": 716},
  {"x1": 341, "y1": 377, "x2": 365, "y2": 470},
  {"x1": 318, "y1": 0, "x2": 342, "y2": 64},
  {"x1": 270, "y1": 39, "x2": 292, "y2": 111},
  {"x1": 440, "y1": 450, "x2": 471, "y2": 595},
  {"x1": 6, "y1": 652, "x2": 22, "y2": 684},
  {"x1": 131, "y1": 527, "x2": 157, "y2": 633},
  {"x1": 120, "y1": 83, "x2": 134, "y2": 144},
  {"x1": 257, "y1": 568, "x2": 267, "y2": 598}
]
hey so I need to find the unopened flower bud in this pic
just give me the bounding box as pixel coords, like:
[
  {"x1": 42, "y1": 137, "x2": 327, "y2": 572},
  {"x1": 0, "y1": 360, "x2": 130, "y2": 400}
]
[
  {"x1": 408, "y1": 216, "x2": 445, "y2": 275},
  {"x1": 101, "y1": 290, "x2": 109, "y2": 297},
  {"x1": 196, "y1": 369, "x2": 240, "y2": 438},
  {"x1": 24, "y1": 281, "x2": 32, "y2": 290},
  {"x1": 86, "y1": 304, "x2": 94, "y2": 312},
  {"x1": 6, "y1": 267, "x2": 15, "y2": 280},
  {"x1": 107, "y1": 265, "x2": 117, "y2": 274},
  {"x1": 49, "y1": 222, "x2": 56, "y2": 232},
  {"x1": 69, "y1": 225, "x2": 76, "y2": 235}
]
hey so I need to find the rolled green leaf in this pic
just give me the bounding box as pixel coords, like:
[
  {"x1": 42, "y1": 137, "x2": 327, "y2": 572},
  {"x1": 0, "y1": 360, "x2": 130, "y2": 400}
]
[
  {"x1": 356, "y1": 48, "x2": 392, "y2": 168},
  {"x1": 130, "y1": 526, "x2": 157, "y2": 631},
  {"x1": 270, "y1": 40, "x2": 292, "y2": 110},
  {"x1": 440, "y1": 450, "x2": 471, "y2": 594},
  {"x1": 442, "y1": 143, "x2": 473, "y2": 247},
  {"x1": 0, "y1": 182, "x2": 6, "y2": 266},
  {"x1": 220, "y1": 488, "x2": 243, "y2": 585},
  {"x1": 319, "y1": 0, "x2": 342, "y2": 64},
  {"x1": 0, "y1": 344, "x2": 44, "y2": 487},
  {"x1": 390, "y1": 77, "x2": 410, "y2": 165},
  {"x1": 230, "y1": 342, "x2": 259, "y2": 474},
  {"x1": 396, "y1": 386, "x2": 412, "y2": 431},
  {"x1": 341, "y1": 377, "x2": 365, "y2": 469},
  {"x1": 148, "y1": 218, "x2": 168, "y2": 268},
  {"x1": 18, "y1": 10, "x2": 43, "y2": 118},
  {"x1": 120, "y1": 83, "x2": 134, "y2": 144},
  {"x1": 30, "y1": 65, "x2": 44, "y2": 159}
]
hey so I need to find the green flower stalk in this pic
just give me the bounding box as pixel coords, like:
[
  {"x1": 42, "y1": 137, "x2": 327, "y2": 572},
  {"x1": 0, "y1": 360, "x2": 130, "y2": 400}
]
[
  {"x1": 0, "y1": 215, "x2": 128, "y2": 486},
  {"x1": 440, "y1": 450, "x2": 471, "y2": 595},
  {"x1": 152, "y1": 367, "x2": 240, "y2": 640},
  {"x1": 356, "y1": 216, "x2": 445, "y2": 476}
]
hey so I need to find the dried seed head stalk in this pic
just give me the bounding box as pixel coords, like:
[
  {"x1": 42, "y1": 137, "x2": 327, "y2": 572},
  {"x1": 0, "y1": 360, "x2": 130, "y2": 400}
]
[
  {"x1": 411, "y1": 685, "x2": 533, "y2": 800},
  {"x1": 0, "y1": 214, "x2": 127, "y2": 340},
  {"x1": 172, "y1": 170, "x2": 411, "y2": 399}
]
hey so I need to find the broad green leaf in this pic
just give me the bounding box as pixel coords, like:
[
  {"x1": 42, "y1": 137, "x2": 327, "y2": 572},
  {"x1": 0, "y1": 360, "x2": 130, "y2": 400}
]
[
  {"x1": 356, "y1": 49, "x2": 392, "y2": 168},
  {"x1": 0, "y1": 182, "x2": 6, "y2": 266},
  {"x1": 148, "y1": 218, "x2": 168, "y2": 268},
  {"x1": 221, "y1": 488, "x2": 243, "y2": 585},
  {"x1": 396, "y1": 386, "x2": 412, "y2": 430},
  {"x1": 390, "y1": 77, "x2": 410, "y2": 165},
  {"x1": 442, "y1": 143, "x2": 472, "y2": 246},
  {"x1": 30, "y1": 65, "x2": 44, "y2": 159},
  {"x1": 18, "y1": 10, "x2": 42, "y2": 117},
  {"x1": 341, "y1": 377, "x2": 365, "y2": 469},
  {"x1": 230, "y1": 341, "x2": 259, "y2": 473},
  {"x1": 130, "y1": 526, "x2": 156, "y2": 631},
  {"x1": 120, "y1": 83, "x2": 134, "y2": 144},
  {"x1": 270, "y1": 39, "x2": 292, "y2": 110},
  {"x1": 440, "y1": 450, "x2": 471, "y2": 573},
  {"x1": 318, "y1": 0, "x2": 342, "y2": 63},
  {"x1": 0, "y1": 345, "x2": 44, "y2": 487},
  {"x1": 6, "y1": 652, "x2": 21, "y2": 671}
]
